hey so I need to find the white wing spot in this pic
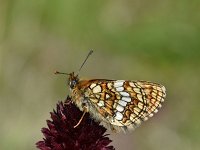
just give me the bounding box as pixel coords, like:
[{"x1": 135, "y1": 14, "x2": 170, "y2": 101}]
[
  {"x1": 137, "y1": 94, "x2": 143, "y2": 102},
  {"x1": 161, "y1": 86, "x2": 166, "y2": 97},
  {"x1": 138, "y1": 102, "x2": 144, "y2": 109},
  {"x1": 116, "y1": 105, "x2": 124, "y2": 112},
  {"x1": 151, "y1": 106, "x2": 156, "y2": 111},
  {"x1": 130, "y1": 113, "x2": 136, "y2": 122},
  {"x1": 149, "y1": 113, "x2": 154, "y2": 117},
  {"x1": 118, "y1": 100, "x2": 127, "y2": 107},
  {"x1": 107, "y1": 83, "x2": 112, "y2": 89},
  {"x1": 143, "y1": 117, "x2": 149, "y2": 121},
  {"x1": 161, "y1": 85, "x2": 166, "y2": 91},
  {"x1": 134, "y1": 107, "x2": 140, "y2": 115},
  {"x1": 157, "y1": 96, "x2": 162, "y2": 101},
  {"x1": 115, "y1": 112, "x2": 123, "y2": 120},
  {"x1": 129, "y1": 82, "x2": 136, "y2": 87},
  {"x1": 152, "y1": 92, "x2": 157, "y2": 98},
  {"x1": 116, "y1": 86, "x2": 124, "y2": 92},
  {"x1": 154, "y1": 109, "x2": 158, "y2": 113},
  {"x1": 120, "y1": 91, "x2": 129, "y2": 97},
  {"x1": 154, "y1": 101, "x2": 160, "y2": 107},
  {"x1": 96, "y1": 94, "x2": 100, "y2": 99},
  {"x1": 97, "y1": 100, "x2": 104, "y2": 107},
  {"x1": 159, "y1": 91, "x2": 163, "y2": 97},
  {"x1": 133, "y1": 87, "x2": 141, "y2": 93},
  {"x1": 93, "y1": 85, "x2": 101, "y2": 93},
  {"x1": 122, "y1": 97, "x2": 131, "y2": 102},
  {"x1": 90, "y1": 83, "x2": 96, "y2": 89},
  {"x1": 106, "y1": 94, "x2": 110, "y2": 99},
  {"x1": 114, "y1": 80, "x2": 125, "y2": 88}
]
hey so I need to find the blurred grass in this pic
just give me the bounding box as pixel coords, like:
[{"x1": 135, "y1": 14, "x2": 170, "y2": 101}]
[{"x1": 0, "y1": 0, "x2": 200, "y2": 150}]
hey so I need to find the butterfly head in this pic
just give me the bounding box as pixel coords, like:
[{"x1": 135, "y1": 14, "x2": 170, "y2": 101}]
[
  {"x1": 66, "y1": 50, "x2": 93, "y2": 89},
  {"x1": 54, "y1": 71, "x2": 79, "y2": 89},
  {"x1": 68, "y1": 72, "x2": 79, "y2": 89},
  {"x1": 55, "y1": 50, "x2": 93, "y2": 90}
]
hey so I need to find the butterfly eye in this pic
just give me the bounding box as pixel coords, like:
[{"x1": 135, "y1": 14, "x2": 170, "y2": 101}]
[
  {"x1": 69, "y1": 80, "x2": 77, "y2": 89},
  {"x1": 72, "y1": 80, "x2": 77, "y2": 85}
]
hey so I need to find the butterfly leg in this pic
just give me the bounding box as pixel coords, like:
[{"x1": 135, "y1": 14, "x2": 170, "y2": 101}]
[
  {"x1": 64, "y1": 96, "x2": 73, "y2": 105},
  {"x1": 73, "y1": 106, "x2": 88, "y2": 128}
]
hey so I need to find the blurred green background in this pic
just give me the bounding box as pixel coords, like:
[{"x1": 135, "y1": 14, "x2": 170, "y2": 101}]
[{"x1": 1, "y1": 0, "x2": 200, "y2": 150}]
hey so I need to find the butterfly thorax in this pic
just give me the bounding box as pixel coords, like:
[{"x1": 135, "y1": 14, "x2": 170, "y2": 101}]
[{"x1": 68, "y1": 72, "x2": 90, "y2": 111}]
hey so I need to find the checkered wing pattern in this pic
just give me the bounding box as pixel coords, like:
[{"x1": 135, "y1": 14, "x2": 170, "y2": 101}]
[{"x1": 84, "y1": 79, "x2": 166, "y2": 131}]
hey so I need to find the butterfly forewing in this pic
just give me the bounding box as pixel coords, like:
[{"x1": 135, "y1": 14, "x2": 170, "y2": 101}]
[{"x1": 81, "y1": 79, "x2": 166, "y2": 131}]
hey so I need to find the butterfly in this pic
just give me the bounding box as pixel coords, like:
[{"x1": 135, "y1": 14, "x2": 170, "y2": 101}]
[{"x1": 55, "y1": 51, "x2": 166, "y2": 132}]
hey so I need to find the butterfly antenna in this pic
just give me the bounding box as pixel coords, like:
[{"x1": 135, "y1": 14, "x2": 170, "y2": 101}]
[
  {"x1": 78, "y1": 50, "x2": 93, "y2": 74},
  {"x1": 54, "y1": 70, "x2": 69, "y2": 75}
]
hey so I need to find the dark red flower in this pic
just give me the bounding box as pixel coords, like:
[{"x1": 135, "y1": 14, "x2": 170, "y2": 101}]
[{"x1": 36, "y1": 96, "x2": 115, "y2": 150}]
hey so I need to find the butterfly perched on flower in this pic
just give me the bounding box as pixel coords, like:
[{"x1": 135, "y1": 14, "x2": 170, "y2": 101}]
[{"x1": 55, "y1": 51, "x2": 166, "y2": 132}]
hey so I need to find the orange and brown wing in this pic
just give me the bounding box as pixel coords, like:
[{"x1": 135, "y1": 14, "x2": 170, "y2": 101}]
[{"x1": 82, "y1": 79, "x2": 166, "y2": 130}]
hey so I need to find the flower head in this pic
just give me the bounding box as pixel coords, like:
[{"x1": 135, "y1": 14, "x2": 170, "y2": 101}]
[{"x1": 36, "y1": 96, "x2": 115, "y2": 150}]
